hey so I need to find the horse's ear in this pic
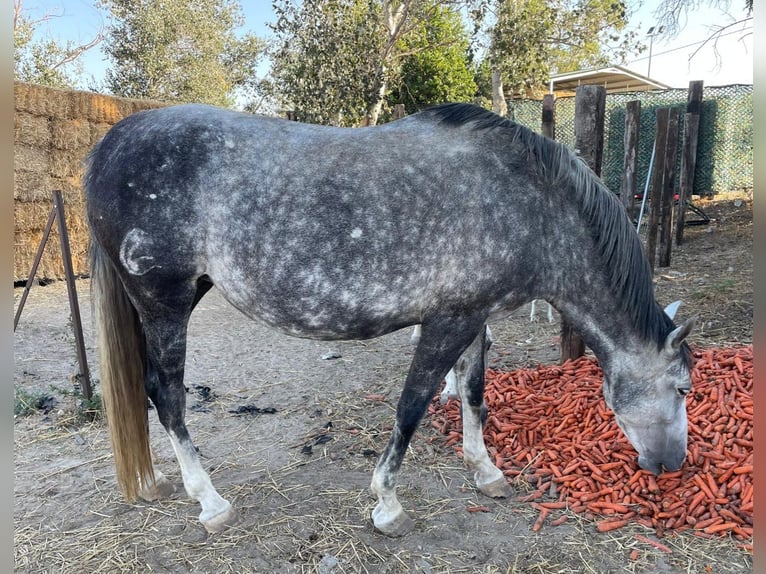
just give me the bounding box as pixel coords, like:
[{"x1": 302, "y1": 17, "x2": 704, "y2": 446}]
[
  {"x1": 663, "y1": 300, "x2": 682, "y2": 320},
  {"x1": 664, "y1": 317, "x2": 696, "y2": 354}
]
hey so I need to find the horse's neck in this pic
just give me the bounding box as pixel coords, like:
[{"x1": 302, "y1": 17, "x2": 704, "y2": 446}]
[{"x1": 552, "y1": 286, "x2": 644, "y2": 364}]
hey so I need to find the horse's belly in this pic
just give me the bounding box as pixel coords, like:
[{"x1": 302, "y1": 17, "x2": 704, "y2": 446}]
[{"x1": 213, "y1": 278, "x2": 420, "y2": 341}]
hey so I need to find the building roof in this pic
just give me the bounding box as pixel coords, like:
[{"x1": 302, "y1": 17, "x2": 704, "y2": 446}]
[{"x1": 548, "y1": 65, "x2": 670, "y2": 95}]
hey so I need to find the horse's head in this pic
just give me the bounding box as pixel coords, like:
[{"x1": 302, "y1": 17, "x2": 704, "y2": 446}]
[{"x1": 602, "y1": 302, "x2": 696, "y2": 475}]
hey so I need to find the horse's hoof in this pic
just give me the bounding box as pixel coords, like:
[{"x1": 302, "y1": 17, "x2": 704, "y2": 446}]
[
  {"x1": 372, "y1": 507, "x2": 415, "y2": 537},
  {"x1": 201, "y1": 504, "x2": 239, "y2": 533},
  {"x1": 139, "y1": 476, "x2": 176, "y2": 502},
  {"x1": 478, "y1": 477, "x2": 513, "y2": 499}
]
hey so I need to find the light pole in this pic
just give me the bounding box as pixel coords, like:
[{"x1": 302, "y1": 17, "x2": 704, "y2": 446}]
[{"x1": 646, "y1": 25, "x2": 665, "y2": 77}]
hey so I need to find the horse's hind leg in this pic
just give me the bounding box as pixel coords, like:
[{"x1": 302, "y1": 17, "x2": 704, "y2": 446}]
[
  {"x1": 370, "y1": 315, "x2": 486, "y2": 536},
  {"x1": 440, "y1": 324, "x2": 492, "y2": 404},
  {"x1": 453, "y1": 328, "x2": 512, "y2": 498},
  {"x1": 140, "y1": 290, "x2": 236, "y2": 533}
]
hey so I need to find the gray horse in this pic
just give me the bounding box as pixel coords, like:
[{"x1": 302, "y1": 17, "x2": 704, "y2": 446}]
[{"x1": 86, "y1": 103, "x2": 694, "y2": 536}]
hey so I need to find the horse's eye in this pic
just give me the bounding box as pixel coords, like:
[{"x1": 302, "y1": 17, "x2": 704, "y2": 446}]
[{"x1": 676, "y1": 387, "x2": 690, "y2": 397}]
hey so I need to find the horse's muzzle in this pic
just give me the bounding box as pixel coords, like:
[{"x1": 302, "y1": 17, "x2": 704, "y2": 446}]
[{"x1": 637, "y1": 451, "x2": 685, "y2": 476}]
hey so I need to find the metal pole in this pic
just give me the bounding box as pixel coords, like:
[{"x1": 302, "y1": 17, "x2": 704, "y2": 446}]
[
  {"x1": 14, "y1": 204, "x2": 57, "y2": 331},
  {"x1": 52, "y1": 190, "x2": 93, "y2": 400},
  {"x1": 636, "y1": 140, "x2": 656, "y2": 232}
]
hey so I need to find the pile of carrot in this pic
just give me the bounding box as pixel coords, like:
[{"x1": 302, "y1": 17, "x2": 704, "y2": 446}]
[{"x1": 428, "y1": 345, "x2": 752, "y2": 545}]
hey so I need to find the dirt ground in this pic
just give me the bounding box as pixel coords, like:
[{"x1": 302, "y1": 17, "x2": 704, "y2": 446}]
[{"x1": 13, "y1": 194, "x2": 752, "y2": 573}]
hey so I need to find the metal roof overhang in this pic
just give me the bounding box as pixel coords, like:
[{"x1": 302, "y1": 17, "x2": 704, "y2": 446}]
[{"x1": 549, "y1": 66, "x2": 670, "y2": 94}]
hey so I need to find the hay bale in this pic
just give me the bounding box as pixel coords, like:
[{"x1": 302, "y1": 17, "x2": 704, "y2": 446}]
[
  {"x1": 14, "y1": 201, "x2": 55, "y2": 233},
  {"x1": 15, "y1": 197, "x2": 86, "y2": 233},
  {"x1": 50, "y1": 176, "x2": 84, "y2": 198},
  {"x1": 69, "y1": 90, "x2": 116, "y2": 123},
  {"x1": 50, "y1": 148, "x2": 88, "y2": 180},
  {"x1": 15, "y1": 112, "x2": 51, "y2": 147},
  {"x1": 14, "y1": 201, "x2": 89, "y2": 281},
  {"x1": 14, "y1": 83, "x2": 73, "y2": 118},
  {"x1": 14, "y1": 171, "x2": 54, "y2": 202},
  {"x1": 14, "y1": 228, "x2": 90, "y2": 281},
  {"x1": 50, "y1": 118, "x2": 92, "y2": 150},
  {"x1": 15, "y1": 144, "x2": 50, "y2": 175},
  {"x1": 90, "y1": 122, "x2": 112, "y2": 146}
]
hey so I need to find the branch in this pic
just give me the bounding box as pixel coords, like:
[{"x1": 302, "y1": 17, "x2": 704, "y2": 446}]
[
  {"x1": 686, "y1": 16, "x2": 752, "y2": 65},
  {"x1": 51, "y1": 29, "x2": 105, "y2": 71}
]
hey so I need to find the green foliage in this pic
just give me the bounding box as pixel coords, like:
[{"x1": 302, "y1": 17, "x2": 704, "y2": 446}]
[
  {"x1": 479, "y1": 0, "x2": 639, "y2": 95},
  {"x1": 14, "y1": 386, "x2": 55, "y2": 417},
  {"x1": 269, "y1": 1, "x2": 480, "y2": 125},
  {"x1": 55, "y1": 383, "x2": 104, "y2": 424},
  {"x1": 14, "y1": 382, "x2": 103, "y2": 424},
  {"x1": 387, "y1": 5, "x2": 478, "y2": 115},
  {"x1": 99, "y1": 0, "x2": 265, "y2": 107},
  {"x1": 269, "y1": 0, "x2": 385, "y2": 126}
]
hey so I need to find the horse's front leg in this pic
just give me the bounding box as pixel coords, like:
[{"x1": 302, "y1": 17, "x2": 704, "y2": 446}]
[
  {"x1": 370, "y1": 316, "x2": 486, "y2": 536},
  {"x1": 454, "y1": 327, "x2": 512, "y2": 498}
]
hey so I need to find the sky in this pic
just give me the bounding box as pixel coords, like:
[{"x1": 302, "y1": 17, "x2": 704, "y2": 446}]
[{"x1": 20, "y1": 0, "x2": 753, "y2": 92}]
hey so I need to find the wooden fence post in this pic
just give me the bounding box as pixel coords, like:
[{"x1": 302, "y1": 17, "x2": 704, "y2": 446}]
[
  {"x1": 393, "y1": 104, "x2": 406, "y2": 119},
  {"x1": 620, "y1": 100, "x2": 641, "y2": 219},
  {"x1": 541, "y1": 94, "x2": 555, "y2": 139},
  {"x1": 658, "y1": 108, "x2": 681, "y2": 267},
  {"x1": 675, "y1": 80, "x2": 704, "y2": 245},
  {"x1": 646, "y1": 108, "x2": 670, "y2": 271},
  {"x1": 559, "y1": 86, "x2": 606, "y2": 363},
  {"x1": 574, "y1": 86, "x2": 606, "y2": 175}
]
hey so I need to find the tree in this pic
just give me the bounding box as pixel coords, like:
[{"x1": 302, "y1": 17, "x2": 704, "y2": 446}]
[
  {"x1": 269, "y1": 0, "x2": 384, "y2": 126},
  {"x1": 269, "y1": 0, "x2": 473, "y2": 126},
  {"x1": 387, "y1": 4, "x2": 478, "y2": 115},
  {"x1": 472, "y1": 0, "x2": 639, "y2": 112},
  {"x1": 14, "y1": 0, "x2": 103, "y2": 88},
  {"x1": 98, "y1": 0, "x2": 265, "y2": 107}
]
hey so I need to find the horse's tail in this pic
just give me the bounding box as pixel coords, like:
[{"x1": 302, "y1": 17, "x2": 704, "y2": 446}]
[{"x1": 90, "y1": 236, "x2": 153, "y2": 502}]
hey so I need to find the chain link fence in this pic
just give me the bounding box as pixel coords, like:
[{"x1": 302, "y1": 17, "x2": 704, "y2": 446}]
[{"x1": 508, "y1": 84, "x2": 752, "y2": 197}]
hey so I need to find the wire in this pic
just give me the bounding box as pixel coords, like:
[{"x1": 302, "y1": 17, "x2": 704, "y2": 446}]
[{"x1": 627, "y1": 24, "x2": 752, "y2": 64}]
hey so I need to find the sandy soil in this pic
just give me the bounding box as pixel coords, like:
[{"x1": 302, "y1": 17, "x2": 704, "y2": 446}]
[{"x1": 14, "y1": 196, "x2": 752, "y2": 573}]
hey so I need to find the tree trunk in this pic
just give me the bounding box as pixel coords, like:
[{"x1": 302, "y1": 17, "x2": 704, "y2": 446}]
[
  {"x1": 367, "y1": 73, "x2": 388, "y2": 126},
  {"x1": 366, "y1": 0, "x2": 408, "y2": 126},
  {"x1": 491, "y1": 69, "x2": 507, "y2": 117}
]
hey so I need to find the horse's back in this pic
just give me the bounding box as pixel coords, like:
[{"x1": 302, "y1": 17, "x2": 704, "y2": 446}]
[{"x1": 85, "y1": 104, "x2": 546, "y2": 339}]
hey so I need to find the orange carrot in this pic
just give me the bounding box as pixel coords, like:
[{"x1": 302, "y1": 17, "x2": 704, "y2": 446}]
[
  {"x1": 596, "y1": 519, "x2": 629, "y2": 533},
  {"x1": 634, "y1": 534, "x2": 672, "y2": 553},
  {"x1": 429, "y1": 346, "x2": 753, "y2": 541}
]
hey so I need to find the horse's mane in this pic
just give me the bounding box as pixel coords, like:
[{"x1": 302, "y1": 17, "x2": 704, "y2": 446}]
[{"x1": 427, "y1": 103, "x2": 689, "y2": 362}]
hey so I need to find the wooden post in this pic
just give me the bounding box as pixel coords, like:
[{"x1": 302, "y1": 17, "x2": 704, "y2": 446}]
[
  {"x1": 560, "y1": 86, "x2": 606, "y2": 363},
  {"x1": 393, "y1": 104, "x2": 406, "y2": 119},
  {"x1": 620, "y1": 100, "x2": 641, "y2": 219},
  {"x1": 646, "y1": 108, "x2": 670, "y2": 271},
  {"x1": 675, "y1": 80, "x2": 704, "y2": 245},
  {"x1": 573, "y1": 86, "x2": 606, "y2": 175},
  {"x1": 658, "y1": 108, "x2": 681, "y2": 267},
  {"x1": 541, "y1": 94, "x2": 555, "y2": 139}
]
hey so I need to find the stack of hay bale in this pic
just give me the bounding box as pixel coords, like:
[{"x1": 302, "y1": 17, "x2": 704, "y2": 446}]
[{"x1": 14, "y1": 83, "x2": 166, "y2": 283}]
